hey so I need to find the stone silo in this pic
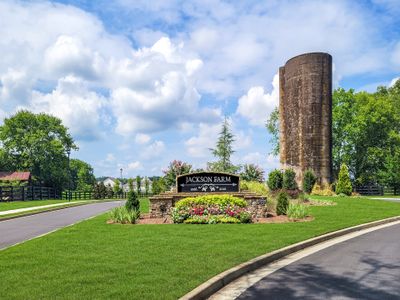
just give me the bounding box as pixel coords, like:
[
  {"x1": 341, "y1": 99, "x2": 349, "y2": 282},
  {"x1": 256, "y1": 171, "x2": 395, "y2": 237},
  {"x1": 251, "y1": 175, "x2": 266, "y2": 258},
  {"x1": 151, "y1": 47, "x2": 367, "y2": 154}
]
[{"x1": 279, "y1": 52, "x2": 332, "y2": 186}]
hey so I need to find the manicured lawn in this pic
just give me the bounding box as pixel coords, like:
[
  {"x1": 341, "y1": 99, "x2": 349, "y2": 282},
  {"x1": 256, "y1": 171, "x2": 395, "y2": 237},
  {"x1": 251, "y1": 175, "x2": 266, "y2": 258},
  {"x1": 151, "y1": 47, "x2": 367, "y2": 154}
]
[
  {"x1": 140, "y1": 197, "x2": 150, "y2": 213},
  {"x1": 1, "y1": 197, "x2": 400, "y2": 299},
  {"x1": 0, "y1": 199, "x2": 80, "y2": 212},
  {"x1": 0, "y1": 198, "x2": 131, "y2": 213}
]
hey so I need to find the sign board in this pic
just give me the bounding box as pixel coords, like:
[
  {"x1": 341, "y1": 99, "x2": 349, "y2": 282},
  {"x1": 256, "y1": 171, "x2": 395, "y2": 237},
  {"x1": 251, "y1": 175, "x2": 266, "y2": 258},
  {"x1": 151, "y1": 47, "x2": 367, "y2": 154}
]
[{"x1": 177, "y1": 172, "x2": 240, "y2": 193}]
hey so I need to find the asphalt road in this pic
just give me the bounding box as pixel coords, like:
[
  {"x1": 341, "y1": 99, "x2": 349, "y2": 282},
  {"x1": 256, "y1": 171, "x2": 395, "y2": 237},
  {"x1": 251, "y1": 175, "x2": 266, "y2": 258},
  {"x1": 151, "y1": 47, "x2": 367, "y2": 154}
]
[
  {"x1": 0, "y1": 201, "x2": 123, "y2": 250},
  {"x1": 238, "y1": 223, "x2": 400, "y2": 300}
]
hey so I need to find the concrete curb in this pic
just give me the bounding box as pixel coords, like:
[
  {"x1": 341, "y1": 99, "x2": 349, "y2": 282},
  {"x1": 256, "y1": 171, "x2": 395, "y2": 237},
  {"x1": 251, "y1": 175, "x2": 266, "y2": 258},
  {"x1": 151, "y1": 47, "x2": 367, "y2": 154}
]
[
  {"x1": 180, "y1": 215, "x2": 400, "y2": 300},
  {"x1": 0, "y1": 199, "x2": 124, "y2": 222}
]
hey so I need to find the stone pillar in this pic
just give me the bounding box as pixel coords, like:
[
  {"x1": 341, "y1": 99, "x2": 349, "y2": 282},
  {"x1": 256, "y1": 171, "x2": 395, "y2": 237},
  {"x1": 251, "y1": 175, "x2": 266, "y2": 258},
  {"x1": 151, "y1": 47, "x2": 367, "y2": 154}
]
[{"x1": 279, "y1": 52, "x2": 332, "y2": 186}]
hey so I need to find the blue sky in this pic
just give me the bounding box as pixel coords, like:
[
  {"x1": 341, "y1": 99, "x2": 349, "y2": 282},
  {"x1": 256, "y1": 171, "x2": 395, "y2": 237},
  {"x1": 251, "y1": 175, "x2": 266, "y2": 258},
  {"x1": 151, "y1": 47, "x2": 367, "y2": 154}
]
[{"x1": 0, "y1": 0, "x2": 399, "y2": 178}]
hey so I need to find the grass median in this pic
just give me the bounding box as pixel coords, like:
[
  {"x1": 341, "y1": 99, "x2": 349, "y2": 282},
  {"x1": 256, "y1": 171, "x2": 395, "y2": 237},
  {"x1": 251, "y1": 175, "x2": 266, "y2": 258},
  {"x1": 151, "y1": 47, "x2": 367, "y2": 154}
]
[{"x1": 0, "y1": 196, "x2": 399, "y2": 299}]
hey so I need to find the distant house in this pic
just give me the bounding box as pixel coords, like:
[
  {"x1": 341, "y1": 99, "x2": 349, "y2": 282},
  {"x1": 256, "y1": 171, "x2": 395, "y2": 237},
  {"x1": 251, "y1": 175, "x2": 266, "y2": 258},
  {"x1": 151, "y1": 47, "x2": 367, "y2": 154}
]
[
  {"x1": 102, "y1": 177, "x2": 116, "y2": 188},
  {"x1": 0, "y1": 172, "x2": 31, "y2": 185},
  {"x1": 99, "y1": 177, "x2": 152, "y2": 193}
]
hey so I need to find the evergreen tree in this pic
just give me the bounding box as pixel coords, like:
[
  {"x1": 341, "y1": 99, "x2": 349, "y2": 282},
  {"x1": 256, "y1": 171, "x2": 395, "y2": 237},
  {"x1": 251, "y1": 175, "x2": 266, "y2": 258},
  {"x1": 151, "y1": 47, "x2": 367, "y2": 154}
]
[
  {"x1": 276, "y1": 191, "x2": 289, "y2": 215},
  {"x1": 267, "y1": 169, "x2": 283, "y2": 191},
  {"x1": 302, "y1": 169, "x2": 317, "y2": 194},
  {"x1": 283, "y1": 169, "x2": 297, "y2": 190},
  {"x1": 126, "y1": 190, "x2": 140, "y2": 213},
  {"x1": 336, "y1": 164, "x2": 352, "y2": 195},
  {"x1": 207, "y1": 118, "x2": 239, "y2": 173}
]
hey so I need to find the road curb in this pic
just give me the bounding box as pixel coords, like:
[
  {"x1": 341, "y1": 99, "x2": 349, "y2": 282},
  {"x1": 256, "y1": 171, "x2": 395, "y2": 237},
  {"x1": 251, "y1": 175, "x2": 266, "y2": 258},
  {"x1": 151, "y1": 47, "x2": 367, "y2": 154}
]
[
  {"x1": 0, "y1": 200, "x2": 124, "y2": 222},
  {"x1": 180, "y1": 215, "x2": 400, "y2": 300}
]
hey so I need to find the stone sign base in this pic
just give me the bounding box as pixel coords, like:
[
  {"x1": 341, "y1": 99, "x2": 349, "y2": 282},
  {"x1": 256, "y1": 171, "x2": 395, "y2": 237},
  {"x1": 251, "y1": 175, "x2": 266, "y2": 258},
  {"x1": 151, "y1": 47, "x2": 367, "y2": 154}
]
[{"x1": 149, "y1": 191, "x2": 267, "y2": 219}]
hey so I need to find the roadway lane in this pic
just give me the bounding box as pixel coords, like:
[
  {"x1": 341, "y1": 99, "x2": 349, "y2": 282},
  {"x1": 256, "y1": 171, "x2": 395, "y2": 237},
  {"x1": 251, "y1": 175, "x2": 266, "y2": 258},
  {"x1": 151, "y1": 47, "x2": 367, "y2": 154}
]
[
  {"x1": 0, "y1": 201, "x2": 123, "y2": 250},
  {"x1": 238, "y1": 223, "x2": 400, "y2": 300}
]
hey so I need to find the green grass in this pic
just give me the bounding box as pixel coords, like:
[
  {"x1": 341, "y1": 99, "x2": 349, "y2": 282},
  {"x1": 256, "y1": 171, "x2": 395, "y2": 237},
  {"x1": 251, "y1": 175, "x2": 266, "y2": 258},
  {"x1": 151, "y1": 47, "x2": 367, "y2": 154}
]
[
  {"x1": 1, "y1": 196, "x2": 400, "y2": 299},
  {"x1": 0, "y1": 199, "x2": 84, "y2": 212},
  {"x1": 139, "y1": 197, "x2": 150, "y2": 213}
]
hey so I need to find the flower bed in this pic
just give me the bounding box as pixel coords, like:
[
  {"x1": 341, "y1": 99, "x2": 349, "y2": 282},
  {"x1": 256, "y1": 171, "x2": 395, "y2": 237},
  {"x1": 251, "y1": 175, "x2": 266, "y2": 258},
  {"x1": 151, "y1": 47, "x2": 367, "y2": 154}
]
[{"x1": 171, "y1": 195, "x2": 252, "y2": 224}]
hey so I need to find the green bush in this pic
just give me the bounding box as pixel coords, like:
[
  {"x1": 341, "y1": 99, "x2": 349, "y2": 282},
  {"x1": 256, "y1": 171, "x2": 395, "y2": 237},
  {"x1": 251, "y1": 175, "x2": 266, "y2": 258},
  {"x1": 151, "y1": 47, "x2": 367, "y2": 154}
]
[
  {"x1": 336, "y1": 164, "x2": 352, "y2": 196},
  {"x1": 109, "y1": 206, "x2": 139, "y2": 224},
  {"x1": 267, "y1": 169, "x2": 283, "y2": 191},
  {"x1": 175, "y1": 195, "x2": 247, "y2": 209},
  {"x1": 240, "y1": 180, "x2": 269, "y2": 196},
  {"x1": 276, "y1": 192, "x2": 289, "y2": 215},
  {"x1": 239, "y1": 211, "x2": 252, "y2": 223},
  {"x1": 302, "y1": 169, "x2": 317, "y2": 193},
  {"x1": 126, "y1": 190, "x2": 140, "y2": 213},
  {"x1": 283, "y1": 169, "x2": 297, "y2": 190},
  {"x1": 286, "y1": 203, "x2": 310, "y2": 220}
]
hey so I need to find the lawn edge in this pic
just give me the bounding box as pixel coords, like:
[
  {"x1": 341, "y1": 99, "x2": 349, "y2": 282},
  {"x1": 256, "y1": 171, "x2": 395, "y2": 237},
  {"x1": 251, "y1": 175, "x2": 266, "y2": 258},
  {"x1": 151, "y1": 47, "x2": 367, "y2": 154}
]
[
  {"x1": 0, "y1": 199, "x2": 124, "y2": 222},
  {"x1": 180, "y1": 215, "x2": 400, "y2": 300}
]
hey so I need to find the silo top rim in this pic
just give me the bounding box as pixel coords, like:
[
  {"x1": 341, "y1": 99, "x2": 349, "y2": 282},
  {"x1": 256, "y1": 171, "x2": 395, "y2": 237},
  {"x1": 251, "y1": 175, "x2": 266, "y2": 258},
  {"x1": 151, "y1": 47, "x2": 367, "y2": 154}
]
[{"x1": 283, "y1": 52, "x2": 332, "y2": 66}]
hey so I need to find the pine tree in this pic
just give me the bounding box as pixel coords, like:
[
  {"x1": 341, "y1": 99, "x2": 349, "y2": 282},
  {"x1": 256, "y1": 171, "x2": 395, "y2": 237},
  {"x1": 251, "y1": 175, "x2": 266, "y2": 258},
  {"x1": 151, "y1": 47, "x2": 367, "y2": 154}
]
[{"x1": 208, "y1": 118, "x2": 239, "y2": 173}]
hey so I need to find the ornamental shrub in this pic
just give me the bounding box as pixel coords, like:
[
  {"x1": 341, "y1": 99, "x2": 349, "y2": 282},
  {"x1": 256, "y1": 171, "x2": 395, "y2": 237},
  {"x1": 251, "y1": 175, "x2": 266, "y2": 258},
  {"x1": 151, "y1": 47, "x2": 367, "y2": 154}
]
[
  {"x1": 311, "y1": 184, "x2": 335, "y2": 196},
  {"x1": 109, "y1": 206, "x2": 139, "y2": 224},
  {"x1": 283, "y1": 169, "x2": 297, "y2": 190},
  {"x1": 276, "y1": 191, "x2": 289, "y2": 215},
  {"x1": 336, "y1": 164, "x2": 352, "y2": 196},
  {"x1": 302, "y1": 169, "x2": 317, "y2": 194},
  {"x1": 267, "y1": 169, "x2": 283, "y2": 191},
  {"x1": 240, "y1": 180, "x2": 269, "y2": 196},
  {"x1": 286, "y1": 203, "x2": 310, "y2": 220},
  {"x1": 126, "y1": 190, "x2": 140, "y2": 215}
]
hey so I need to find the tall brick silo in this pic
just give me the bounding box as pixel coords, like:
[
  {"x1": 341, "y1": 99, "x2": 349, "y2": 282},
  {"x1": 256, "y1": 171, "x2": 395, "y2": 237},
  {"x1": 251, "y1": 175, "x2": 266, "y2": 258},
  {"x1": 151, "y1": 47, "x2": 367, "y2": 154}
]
[{"x1": 279, "y1": 52, "x2": 332, "y2": 186}]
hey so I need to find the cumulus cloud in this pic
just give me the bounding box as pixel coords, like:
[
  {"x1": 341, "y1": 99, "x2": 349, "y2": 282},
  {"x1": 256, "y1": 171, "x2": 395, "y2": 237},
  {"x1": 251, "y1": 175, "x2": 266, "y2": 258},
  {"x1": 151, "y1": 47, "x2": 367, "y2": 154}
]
[
  {"x1": 236, "y1": 74, "x2": 279, "y2": 126},
  {"x1": 110, "y1": 37, "x2": 221, "y2": 135},
  {"x1": 390, "y1": 77, "x2": 400, "y2": 87},
  {"x1": 185, "y1": 123, "x2": 221, "y2": 158},
  {"x1": 29, "y1": 75, "x2": 106, "y2": 140}
]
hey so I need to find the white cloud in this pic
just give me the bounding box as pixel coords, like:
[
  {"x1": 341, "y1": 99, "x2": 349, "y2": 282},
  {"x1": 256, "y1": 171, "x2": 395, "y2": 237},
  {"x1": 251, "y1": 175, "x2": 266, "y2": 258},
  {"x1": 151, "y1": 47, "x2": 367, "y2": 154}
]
[
  {"x1": 236, "y1": 74, "x2": 279, "y2": 127},
  {"x1": 110, "y1": 37, "x2": 220, "y2": 135},
  {"x1": 127, "y1": 161, "x2": 143, "y2": 171},
  {"x1": 0, "y1": 69, "x2": 32, "y2": 105},
  {"x1": 135, "y1": 133, "x2": 151, "y2": 144},
  {"x1": 185, "y1": 123, "x2": 221, "y2": 158},
  {"x1": 29, "y1": 75, "x2": 106, "y2": 140},
  {"x1": 234, "y1": 130, "x2": 252, "y2": 150},
  {"x1": 390, "y1": 77, "x2": 400, "y2": 87},
  {"x1": 239, "y1": 152, "x2": 280, "y2": 173},
  {"x1": 142, "y1": 140, "x2": 165, "y2": 159}
]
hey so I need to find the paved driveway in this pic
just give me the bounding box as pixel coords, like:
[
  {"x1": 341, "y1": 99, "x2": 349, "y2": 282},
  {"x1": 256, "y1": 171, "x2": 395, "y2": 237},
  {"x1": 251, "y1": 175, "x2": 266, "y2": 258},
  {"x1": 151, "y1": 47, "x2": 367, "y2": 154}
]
[
  {"x1": 238, "y1": 223, "x2": 400, "y2": 299},
  {"x1": 0, "y1": 201, "x2": 123, "y2": 250}
]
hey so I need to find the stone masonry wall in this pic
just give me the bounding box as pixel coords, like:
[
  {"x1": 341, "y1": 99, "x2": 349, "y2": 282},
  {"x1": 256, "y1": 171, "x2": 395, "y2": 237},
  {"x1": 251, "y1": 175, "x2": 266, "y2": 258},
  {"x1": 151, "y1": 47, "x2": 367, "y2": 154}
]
[{"x1": 149, "y1": 192, "x2": 267, "y2": 219}]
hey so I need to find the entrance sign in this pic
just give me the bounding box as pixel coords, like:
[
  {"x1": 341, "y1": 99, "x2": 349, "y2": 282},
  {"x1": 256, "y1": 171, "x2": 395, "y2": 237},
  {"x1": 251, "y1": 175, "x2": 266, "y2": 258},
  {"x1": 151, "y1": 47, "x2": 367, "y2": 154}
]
[{"x1": 177, "y1": 172, "x2": 240, "y2": 193}]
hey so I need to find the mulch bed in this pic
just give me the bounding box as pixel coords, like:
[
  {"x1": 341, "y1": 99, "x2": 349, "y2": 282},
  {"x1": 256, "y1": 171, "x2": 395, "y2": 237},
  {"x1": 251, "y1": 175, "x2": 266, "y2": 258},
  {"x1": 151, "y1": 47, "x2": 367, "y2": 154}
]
[{"x1": 133, "y1": 214, "x2": 313, "y2": 225}]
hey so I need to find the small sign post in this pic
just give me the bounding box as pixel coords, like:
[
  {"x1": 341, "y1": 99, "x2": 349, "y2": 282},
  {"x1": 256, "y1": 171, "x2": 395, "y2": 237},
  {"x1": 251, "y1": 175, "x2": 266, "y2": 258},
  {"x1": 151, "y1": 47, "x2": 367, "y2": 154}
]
[{"x1": 177, "y1": 172, "x2": 240, "y2": 193}]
